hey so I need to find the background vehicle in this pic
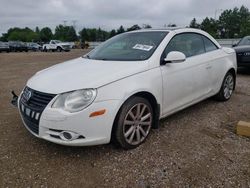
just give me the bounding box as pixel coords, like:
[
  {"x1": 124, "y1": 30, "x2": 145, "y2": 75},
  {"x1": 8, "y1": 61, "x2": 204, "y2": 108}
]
[
  {"x1": 233, "y1": 36, "x2": 250, "y2": 67},
  {"x1": 68, "y1": 42, "x2": 76, "y2": 49},
  {"x1": 0, "y1": 41, "x2": 10, "y2": 52},
  {"x1": 42, "y1": 40, "x2": 71, "y2": 52},
  {"x1": 27, "y1": 42, "x2": 42, "y2": 51},
  {"x1": 9, "y1": 41, "x2": 28, "y2": 52},
  {"x1": 15, "y1": 28, "x2": 237, "y2": 149}
]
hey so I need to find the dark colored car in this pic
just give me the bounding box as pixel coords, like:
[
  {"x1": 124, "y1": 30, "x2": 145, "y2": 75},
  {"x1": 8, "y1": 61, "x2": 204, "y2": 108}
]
[
  {"x1": 27, "y1": 42, "x2": 42, "y2": 51},
  {"x1": 233, "y1": 36, "x2": 250, "y2": 67},
  {"x1": 0, "y1": 41, "x2": 10, "y2": 52},
  {"x1": 9, "y1": 41, "x2": 28, "y2": 52}
]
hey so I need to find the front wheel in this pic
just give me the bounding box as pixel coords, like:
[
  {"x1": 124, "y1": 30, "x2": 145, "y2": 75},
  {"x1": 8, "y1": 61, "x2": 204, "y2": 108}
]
[
  {"x1": 114, "y1": 97, "x2": 153, "y2": 149},
  {"x1": 215, "y1": 72, "x2": 235, "y2": 101}
]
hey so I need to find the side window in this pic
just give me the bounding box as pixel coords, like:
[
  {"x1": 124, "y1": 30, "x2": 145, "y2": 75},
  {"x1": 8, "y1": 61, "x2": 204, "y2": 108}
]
[
  {"x1": 202, "y1": 36, "x2": 218, "y2": 52},
  {"x1": 164, "y1": 33, "x2": 205, "y2": 58}
]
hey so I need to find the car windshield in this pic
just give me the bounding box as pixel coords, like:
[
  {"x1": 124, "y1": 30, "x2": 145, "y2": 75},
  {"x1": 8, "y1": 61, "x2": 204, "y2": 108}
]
[
  {"x1": 86, "y1": 31, "x2": 168, "y2": 61},
  {"x1": 237, "y1": 36, "x2": 250, "y2": 46},
  {"x1": 54, "y1": 40, "x2": 62, "y2": 44}
]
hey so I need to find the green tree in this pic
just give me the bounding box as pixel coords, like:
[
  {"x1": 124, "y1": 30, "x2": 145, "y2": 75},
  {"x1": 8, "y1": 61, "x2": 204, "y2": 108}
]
[
  {"x1": 54, "y1": 25, "x2": 78, "y2": 41},
  {"x1": 142, "y1": 24, "x2": 152, "y2": 29},
  {"x1": 79, "y1": 28, "x2": 89, "y2": 42},
  {"x1": 127, "y1": 24, "x2": 141, "y2": 31},
  {"x1": 110, "y1": 29, "x2": 116, "y2": 38},
  {"x1": 200, "y1": 17, "x2": 218, "y2": 38},
  {"x1": 167, "y1": 24, "x2": 177, "y2": 27},
  {"x1": 40, "y1": 27, "x2": 53, "y2": 42},
  {"x1": 238, "y1": 6, "x2": 250, "y2": 37},
  {"x1": 117, "y1": 25, "x2": 125, "y2": 34},
  {"x1": 219, "y1": 8, "x2": 240, "y2": 38},
  {"x1": 190, "y1": 18, "x2": 200, "y2": 28},
  {"x1": 6, "y1": 27, "x2": 39, "y2": 42}
]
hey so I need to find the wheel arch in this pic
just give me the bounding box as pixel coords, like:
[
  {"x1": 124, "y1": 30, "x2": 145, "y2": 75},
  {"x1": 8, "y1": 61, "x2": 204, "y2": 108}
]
[
  {"x1": 111, "y1": 91, "x2": 160, "y2": 143},
  {"x1": 228, "y1": 68, "x2": 236, "y2": 90}
]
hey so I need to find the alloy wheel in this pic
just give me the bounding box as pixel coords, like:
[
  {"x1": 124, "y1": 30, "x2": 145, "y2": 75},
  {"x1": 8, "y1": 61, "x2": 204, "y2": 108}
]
[
  {"x1": 123, "y1": 103, "x2": 152, "y2": 145},
  {"x1": 223, "y1": 74, "x2": 234, "y2": 99}
]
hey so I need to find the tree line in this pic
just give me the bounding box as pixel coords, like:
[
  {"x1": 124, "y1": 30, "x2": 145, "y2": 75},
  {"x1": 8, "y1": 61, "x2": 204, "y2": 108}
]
[
  {"x1": 189, "y1": 5, "x2": 250, "y2": 38},
  {"x1": 1, "y1": 5, "x2": 250, "y2": 42},
  {"x1": 0, "y1": 24, "x2": 151, "y2": 43}
]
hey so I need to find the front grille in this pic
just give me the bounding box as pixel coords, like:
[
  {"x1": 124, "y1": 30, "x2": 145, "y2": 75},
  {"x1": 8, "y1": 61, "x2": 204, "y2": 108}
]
[
  {"x1": 19, "y1": 87, "x2": 56, "y2": 135},
  {"x1": 62, "y1": 45, "x2": 70, "y2": 49}
]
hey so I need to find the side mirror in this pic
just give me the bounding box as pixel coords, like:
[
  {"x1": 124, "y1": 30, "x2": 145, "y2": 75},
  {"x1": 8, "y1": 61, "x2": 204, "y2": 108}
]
[
  {"x1": 232, "y1": 44, "x2": 237, "y2": 47},
  {"x1": 164, "y1": 51, "x2": 186, "y2": 64}
]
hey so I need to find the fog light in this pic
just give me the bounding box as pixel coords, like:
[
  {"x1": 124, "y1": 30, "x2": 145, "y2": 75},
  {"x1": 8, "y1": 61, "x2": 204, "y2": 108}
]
[
  {"x1": 60, "y1": 131, "x2": 79, "y2": 141},
  {"x1": 63, "y1": 132, "x2": 72, "y2": 140}
]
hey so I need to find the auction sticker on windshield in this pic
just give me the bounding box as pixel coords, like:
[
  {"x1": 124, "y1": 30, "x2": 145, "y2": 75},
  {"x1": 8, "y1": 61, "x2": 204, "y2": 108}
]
[{"x1": 133, "y1": 44, "x2": 154, "y2": 51}]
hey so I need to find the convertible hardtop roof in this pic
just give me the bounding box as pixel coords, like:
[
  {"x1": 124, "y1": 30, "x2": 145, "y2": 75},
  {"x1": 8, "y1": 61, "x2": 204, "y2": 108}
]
[
  {"x1": 131, "y1": 27, "x2": 201, "y2": 33},
  {"x1": 129, "y1": 27, "x2": 222, "y2": 48}
]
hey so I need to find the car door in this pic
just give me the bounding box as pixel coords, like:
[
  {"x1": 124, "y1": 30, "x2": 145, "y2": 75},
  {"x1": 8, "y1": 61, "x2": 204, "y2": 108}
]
[
  {"x1": 160, "y1": 33, "x2": 212, "y2": 115},
  {"x1": 200, "y1": 36, "x2": 226, "y2": 93},
  {"x1": 50, "y1": 41, "x2": 56, "y2": 49}
]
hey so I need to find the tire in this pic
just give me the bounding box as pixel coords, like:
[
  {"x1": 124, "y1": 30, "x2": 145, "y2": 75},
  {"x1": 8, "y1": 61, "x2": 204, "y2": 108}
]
[
  {"x1": 43, "y1": 47, "x2": 47, "y2": 52},
  {"x1": 114, "y1": 97, "x2": 153, "y2": 149},
  {"x1": 215, "y1": 72, "x2": 235, "y2": 101},
  {"x1": 57, "y1": 47, "x2": 62, "y2": 52}
]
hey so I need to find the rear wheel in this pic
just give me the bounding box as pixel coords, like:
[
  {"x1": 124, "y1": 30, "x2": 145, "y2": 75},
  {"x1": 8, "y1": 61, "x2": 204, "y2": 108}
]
[
  {"x1": 114, "y1": 97, "x2": 153, "y2": 149},
  {"x1": 215, "y1": 72, "x2": 235, "y2": 101},
  {"x1": 57, "y1": 47, "x2": 62, "y2": 52}
]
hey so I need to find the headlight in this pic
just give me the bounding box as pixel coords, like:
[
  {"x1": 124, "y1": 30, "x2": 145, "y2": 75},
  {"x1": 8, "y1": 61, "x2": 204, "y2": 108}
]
[{"x1": 52, "y1": 89, "x2": 97, "y2": 113}]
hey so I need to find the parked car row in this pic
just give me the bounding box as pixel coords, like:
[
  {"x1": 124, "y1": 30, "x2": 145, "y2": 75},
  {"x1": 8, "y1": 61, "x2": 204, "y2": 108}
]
[
  {"x1": 0, "y1": 41, "x2": 41, "y2": 53},
  {"x1": 0, "y1": 40, "x2": 72, "y2": 53},
  {"x1": 0, "y1": 41, "x2": 10, "y2": 52}
]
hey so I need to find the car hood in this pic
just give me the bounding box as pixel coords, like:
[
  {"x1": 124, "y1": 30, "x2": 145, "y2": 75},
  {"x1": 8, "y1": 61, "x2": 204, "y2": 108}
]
[
  {"x1": 58, "y1": 42, "x2": 70, "y2": 46},
  {"x1": 234, "y1": 45, "x2": 250, "y2": 53},
  {"x1": 27, "y1": 57, "x2": 149, "y2": 94}
]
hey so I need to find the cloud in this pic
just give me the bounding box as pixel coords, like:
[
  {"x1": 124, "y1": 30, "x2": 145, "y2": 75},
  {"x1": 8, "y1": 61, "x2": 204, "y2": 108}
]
[{"x1": 1, "y1": 0, "x2": 250, "y2": 34}]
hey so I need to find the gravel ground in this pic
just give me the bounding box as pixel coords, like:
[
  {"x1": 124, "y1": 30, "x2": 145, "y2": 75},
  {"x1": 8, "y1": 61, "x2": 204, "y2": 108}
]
[{"x1": 0, "y1": 50, "x2": 250, "y2": 188}]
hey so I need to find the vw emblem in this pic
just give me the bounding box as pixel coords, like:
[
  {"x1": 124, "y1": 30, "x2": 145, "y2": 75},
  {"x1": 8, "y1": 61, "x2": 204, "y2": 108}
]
[{"x1": 24, "y1": 89, "x2": 32, "y2": 101}]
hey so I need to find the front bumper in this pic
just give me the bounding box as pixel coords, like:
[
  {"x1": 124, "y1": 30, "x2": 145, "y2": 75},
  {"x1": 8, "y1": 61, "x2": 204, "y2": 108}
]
[
  {"x1": 61, "y1": 45, "x2": 70, "y2": 51},
  {"x1": 18, "y1": 92, "x2": 121, "y2": 146}
]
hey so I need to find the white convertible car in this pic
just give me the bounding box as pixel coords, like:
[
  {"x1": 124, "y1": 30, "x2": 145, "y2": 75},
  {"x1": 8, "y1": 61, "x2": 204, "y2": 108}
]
[{"x1": 16, "y1": 28, "x2": 237, "y2": 149}]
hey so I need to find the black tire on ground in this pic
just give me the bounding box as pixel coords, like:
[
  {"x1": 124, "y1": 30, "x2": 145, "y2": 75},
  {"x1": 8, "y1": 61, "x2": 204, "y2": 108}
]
[
  {"x1": 113, "y1": 97, "x2": 153, "y2": 149},
  {"x1": 215, "y1": 71, "x2": 235, "y2": 101},
  {"x1": 57, "y1": 47, "x2": 62, "y2": 52}
]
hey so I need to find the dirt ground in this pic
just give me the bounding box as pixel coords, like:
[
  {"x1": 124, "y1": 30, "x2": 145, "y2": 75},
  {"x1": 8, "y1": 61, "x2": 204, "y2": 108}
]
[{"x1": 0, "y1": 49, "x2": 250, "y2": 188}]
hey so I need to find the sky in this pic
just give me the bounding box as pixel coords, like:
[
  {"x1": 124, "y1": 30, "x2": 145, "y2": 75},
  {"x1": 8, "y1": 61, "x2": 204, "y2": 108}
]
[{"x1": 1, "y1": 0, "x2": 250, "y2": 35}]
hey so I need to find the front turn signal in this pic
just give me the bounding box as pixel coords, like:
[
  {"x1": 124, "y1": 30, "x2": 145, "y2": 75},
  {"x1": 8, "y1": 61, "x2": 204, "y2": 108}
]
[{"x1": 89, "y1": 109, "x2": 106, "y2": 117}]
